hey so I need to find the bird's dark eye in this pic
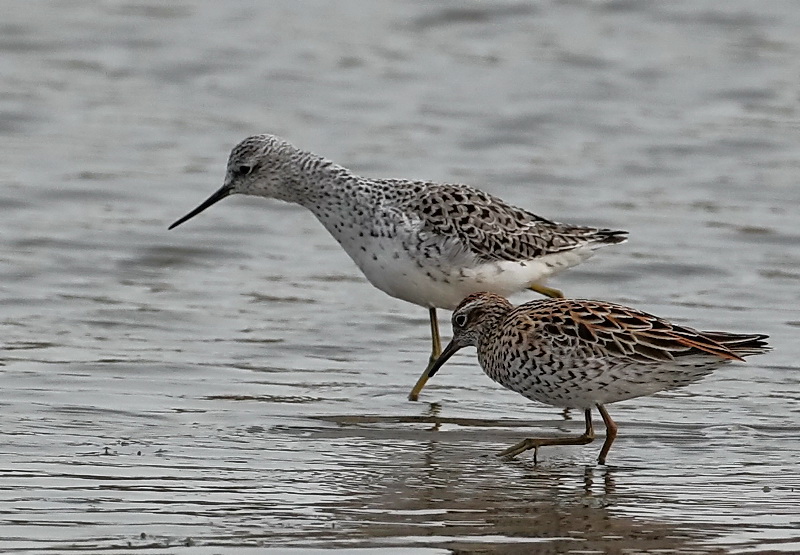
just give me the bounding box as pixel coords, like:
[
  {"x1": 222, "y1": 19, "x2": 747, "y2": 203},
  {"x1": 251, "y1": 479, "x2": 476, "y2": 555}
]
[
  {"x1": 454, "y1": 313, "x2": 468, "y2": 328},
  {"x1": 234, "y1": 164, "x2": 254, "y2": 177}
]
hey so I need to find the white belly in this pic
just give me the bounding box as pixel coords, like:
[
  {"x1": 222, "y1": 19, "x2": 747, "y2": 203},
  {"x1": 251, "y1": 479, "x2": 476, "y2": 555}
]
[{"x1": 347, "y1": 236, "x2": 595, "y2": 309}]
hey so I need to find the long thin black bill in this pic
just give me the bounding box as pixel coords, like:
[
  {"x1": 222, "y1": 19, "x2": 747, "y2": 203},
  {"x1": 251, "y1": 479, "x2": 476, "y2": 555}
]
[
  {"x1": 427, "y1": 340, "x2": 462, "y2": 378},
  {"x1": 168, "y1": 185, "x2": 232, "y2": 230},
  {"x1": 407, "y1": 339, "x2": 463, "y2": 402}
]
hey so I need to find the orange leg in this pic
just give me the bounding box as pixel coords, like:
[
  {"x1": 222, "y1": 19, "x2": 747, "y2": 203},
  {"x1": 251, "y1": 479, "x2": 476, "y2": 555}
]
[
  {"x1": 498, "y1": 409, "x2": 595, "y2": 463},
  {"x1": 596, "y1": 404, "x2": 618, "y2": 465}
]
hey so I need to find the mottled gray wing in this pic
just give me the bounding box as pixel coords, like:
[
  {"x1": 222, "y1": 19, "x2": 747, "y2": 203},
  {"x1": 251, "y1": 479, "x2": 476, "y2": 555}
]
[{"x1": 391, "y1": 181, "x2": 625, "y2": 262}]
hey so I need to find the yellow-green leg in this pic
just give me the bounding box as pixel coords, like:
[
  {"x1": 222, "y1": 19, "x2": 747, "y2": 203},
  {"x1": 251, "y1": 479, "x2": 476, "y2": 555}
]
[
  {"x1": 497, "y1": 409, "x2": 595, "y2": 463},
  {"x1": 408, "y1": 307, "x2": 441, "y2": 401},
  {"x1": 529, "y1": 283, "x2": 565, "y2": 298}
]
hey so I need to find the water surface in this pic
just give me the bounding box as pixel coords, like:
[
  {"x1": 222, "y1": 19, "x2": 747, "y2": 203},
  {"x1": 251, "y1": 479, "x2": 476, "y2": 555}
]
[{"x1": 2, "y1": 1, "x2": 799, "y2": 553}]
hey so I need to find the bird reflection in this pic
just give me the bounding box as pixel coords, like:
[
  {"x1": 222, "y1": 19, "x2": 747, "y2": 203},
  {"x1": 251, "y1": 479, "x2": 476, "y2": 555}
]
[
  {"x1": 583, "y1": 464, "x2": 616, "y2": 497},
  {"x1": 424, "y1": 402, "x2": 442, "y2": 432}
]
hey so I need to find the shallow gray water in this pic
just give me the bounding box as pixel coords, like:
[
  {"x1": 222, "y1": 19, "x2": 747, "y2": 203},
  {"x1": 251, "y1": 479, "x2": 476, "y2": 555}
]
[{"x1": 2, "y1": 1, "x2": 799, "y2": 553}]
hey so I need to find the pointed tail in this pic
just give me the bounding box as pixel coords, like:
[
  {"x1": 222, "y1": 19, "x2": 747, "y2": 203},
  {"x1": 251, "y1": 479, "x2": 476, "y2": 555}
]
[{"x1": 699, "y1": 331, "x2": 771, "y2": 358}]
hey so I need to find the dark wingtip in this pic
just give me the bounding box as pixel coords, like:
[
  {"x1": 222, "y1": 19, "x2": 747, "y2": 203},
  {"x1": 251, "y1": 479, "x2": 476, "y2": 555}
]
[
  {"x1": 701, "y1": 331, "x2": 771, "y2": 358},
  {"x1": 598, "y1": 229, "x2": 629, "y2": 245},
  {"x1": 736, "y1": 333, "x2": 771, "y2": 356}
]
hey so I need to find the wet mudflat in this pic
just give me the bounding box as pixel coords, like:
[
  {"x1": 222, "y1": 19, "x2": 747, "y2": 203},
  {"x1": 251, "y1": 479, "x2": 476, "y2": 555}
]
[{"x1": 2, "y1": 1, "x2": 799, "y2": 553}]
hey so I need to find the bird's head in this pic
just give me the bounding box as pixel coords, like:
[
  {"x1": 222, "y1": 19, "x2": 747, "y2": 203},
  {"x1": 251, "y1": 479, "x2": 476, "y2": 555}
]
[{"x1": 169, "y1": 134, "x2": 311, "y2": 229}]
